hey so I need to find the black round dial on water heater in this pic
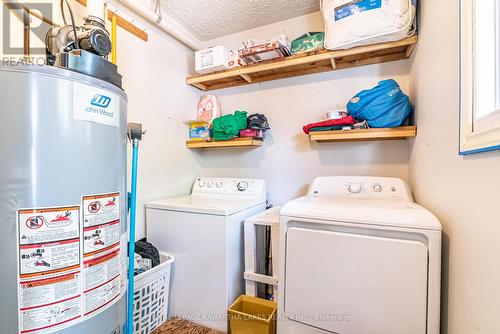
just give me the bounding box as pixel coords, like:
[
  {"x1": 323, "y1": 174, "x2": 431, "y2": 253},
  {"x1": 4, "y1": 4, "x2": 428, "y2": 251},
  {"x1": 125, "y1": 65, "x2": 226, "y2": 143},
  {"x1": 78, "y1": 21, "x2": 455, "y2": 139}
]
[{"x1": 79, "y1": 29, "x2": 112, "y2": 57}]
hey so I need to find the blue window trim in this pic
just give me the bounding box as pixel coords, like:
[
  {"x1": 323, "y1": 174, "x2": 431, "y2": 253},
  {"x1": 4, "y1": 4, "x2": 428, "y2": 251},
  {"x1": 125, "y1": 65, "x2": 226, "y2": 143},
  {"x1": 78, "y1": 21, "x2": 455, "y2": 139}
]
[{"x1": 460, "y1": 144, "x2": 500, "y2": 156}]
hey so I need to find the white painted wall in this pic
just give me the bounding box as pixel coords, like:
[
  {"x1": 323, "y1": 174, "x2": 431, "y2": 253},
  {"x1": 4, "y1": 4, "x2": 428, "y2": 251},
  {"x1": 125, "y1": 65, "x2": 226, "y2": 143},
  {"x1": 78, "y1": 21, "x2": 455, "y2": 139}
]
[
  {"x1": 196, "y1": 12, "x2": 411, "y2": 206},
  {"x1": 409, "y1": 1, "x2": 500, "y2": 333},
  {"x1": 113, "y1": 3, "x2": 200, "y2": 239},
  {"x1": 202, "y1": 11, "x2": 326, "y2": 50},
  {"x1": 1, "y1": 0, "x2": 200, "y2": 239}
]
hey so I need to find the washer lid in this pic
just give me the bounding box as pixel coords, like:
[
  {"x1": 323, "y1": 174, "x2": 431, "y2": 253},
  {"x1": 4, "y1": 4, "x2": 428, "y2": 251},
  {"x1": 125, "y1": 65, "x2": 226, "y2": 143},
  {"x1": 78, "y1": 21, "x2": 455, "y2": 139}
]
[
  {"x1": 146, "y1": 195, "x2": 265, "y2": 216},
  {"x1": 281, "y1": 196, "x2": 442, "y2": 230}
]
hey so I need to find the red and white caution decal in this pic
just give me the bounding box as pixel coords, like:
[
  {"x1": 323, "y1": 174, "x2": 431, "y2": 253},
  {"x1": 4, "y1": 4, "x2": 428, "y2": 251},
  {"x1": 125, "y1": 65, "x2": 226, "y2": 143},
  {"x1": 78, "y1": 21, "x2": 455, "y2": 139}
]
[
  {"x1": 82, "y1": 192, "x2": 124, "y2": 319},
  {"x1": 16, "y1": 193, "x2": 125, "y2": 334},
  {"x1": 17, "y1": 206, "x2": 82, "y2": 334}
]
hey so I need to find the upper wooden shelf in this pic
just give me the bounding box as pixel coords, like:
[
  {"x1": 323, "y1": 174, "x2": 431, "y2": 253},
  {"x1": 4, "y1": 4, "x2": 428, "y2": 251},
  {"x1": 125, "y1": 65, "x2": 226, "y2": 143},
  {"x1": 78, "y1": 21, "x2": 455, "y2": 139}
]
[
  {"x1": 309, "y1": 126, "x2": 417, "y2": 142},
  {"x1": 187, "y1": 36, "x2": 418, "y2": 91}
]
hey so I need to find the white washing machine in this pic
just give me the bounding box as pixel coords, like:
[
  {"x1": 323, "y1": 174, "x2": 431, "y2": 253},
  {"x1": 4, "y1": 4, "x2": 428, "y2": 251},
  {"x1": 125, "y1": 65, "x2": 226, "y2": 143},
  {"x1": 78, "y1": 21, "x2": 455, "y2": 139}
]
[
  {"x1": 278, "y1": 176, "x2": 441, "y2": 334},
  {"x1": 146, "y1": 177, "x2": 266, "y2": 332}
]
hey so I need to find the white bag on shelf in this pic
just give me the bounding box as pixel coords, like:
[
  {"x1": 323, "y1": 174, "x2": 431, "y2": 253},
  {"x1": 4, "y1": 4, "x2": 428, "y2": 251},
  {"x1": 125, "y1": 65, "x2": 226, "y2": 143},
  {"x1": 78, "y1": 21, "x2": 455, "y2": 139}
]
[{"x1": 321, "y1": 0, "x2": 417, "y2": 50}]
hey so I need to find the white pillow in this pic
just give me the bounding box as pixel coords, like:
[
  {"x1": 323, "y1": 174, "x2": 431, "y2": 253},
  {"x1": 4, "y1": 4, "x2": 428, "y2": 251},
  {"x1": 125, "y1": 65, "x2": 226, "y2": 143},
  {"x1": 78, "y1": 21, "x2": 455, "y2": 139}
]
[{"x1": 322, "y1": 0, "x2": 417, "y2": 50}]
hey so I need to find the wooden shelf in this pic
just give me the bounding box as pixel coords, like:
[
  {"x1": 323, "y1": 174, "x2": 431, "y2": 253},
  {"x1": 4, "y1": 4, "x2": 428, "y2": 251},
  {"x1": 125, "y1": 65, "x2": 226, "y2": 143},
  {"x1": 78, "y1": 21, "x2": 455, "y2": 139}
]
[
  {"x1": 309, "y1": 126, "x2": 417, "y2": 142},
  {"x1": 186, "y1": 138, "x2": 264, "y2": 149},
  {"x1": 187, "y1": 36, "x2": 418, "y2": 91}
]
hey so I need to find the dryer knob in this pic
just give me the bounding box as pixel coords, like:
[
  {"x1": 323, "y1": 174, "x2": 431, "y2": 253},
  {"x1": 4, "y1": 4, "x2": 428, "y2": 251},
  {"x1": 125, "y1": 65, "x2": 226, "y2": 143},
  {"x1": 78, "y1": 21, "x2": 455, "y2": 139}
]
[
  {"x1": 373, "y1": 184, "x2": 383, "y2": 193},
  {"x1": 198, "y1": 180, "x2": 206, "y2": 187},
  {"x1": 237, "y1": 181, "x2": 248, "y2": 192},
  {"x1": 348, "y1": 183, "x2": 362, "y2": 194}
]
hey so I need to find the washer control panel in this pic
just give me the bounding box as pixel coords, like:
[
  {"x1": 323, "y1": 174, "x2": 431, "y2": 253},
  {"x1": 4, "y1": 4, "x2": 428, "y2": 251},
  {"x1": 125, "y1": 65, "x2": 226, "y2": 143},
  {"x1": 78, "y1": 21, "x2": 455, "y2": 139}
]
[
  {"x1": 308, "y1": 176, "x2": 412, "y2": 201},
  {"x1": 193, "y1": 177, "x2": 266, "y2": 199},
  {"x1": 346, "y1": 182, "x2": 387, "y2": 194}
]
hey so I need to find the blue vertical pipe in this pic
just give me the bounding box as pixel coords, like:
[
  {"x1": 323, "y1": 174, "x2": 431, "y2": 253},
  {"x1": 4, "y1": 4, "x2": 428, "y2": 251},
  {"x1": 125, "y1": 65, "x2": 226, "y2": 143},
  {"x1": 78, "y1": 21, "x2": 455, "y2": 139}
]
[{"x1": 127, "y1": 138, "x2": 139, "y2": 334}]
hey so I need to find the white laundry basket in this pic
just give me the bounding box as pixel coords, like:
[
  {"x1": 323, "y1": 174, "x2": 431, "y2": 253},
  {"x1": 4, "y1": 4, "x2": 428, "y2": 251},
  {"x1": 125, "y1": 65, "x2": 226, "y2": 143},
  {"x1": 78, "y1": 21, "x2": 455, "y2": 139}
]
[{"x1": 133, "y1": 253, "x2": 174, "y2": 334}]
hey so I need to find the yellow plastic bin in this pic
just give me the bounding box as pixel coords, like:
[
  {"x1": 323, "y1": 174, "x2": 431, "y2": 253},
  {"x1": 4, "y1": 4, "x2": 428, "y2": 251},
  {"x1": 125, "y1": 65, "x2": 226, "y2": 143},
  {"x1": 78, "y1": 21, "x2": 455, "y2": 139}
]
[{"x1": 228, "y1": 295, "x2": 277, "y2": 334}]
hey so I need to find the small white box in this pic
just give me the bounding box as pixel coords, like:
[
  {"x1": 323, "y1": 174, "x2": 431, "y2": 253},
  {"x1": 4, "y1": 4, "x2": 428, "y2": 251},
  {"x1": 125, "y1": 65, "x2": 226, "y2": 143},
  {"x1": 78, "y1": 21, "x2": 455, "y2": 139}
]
[{"x1": 195, "y1": 46, "x2": 229, "y2": 74}]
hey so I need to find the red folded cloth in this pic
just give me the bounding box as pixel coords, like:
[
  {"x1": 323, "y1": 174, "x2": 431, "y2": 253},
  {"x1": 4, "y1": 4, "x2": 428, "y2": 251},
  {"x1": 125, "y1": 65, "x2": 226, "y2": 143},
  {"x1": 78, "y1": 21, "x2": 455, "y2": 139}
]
[{"x1": 303, "y1": 116, "x2": 357, "y2": 134}]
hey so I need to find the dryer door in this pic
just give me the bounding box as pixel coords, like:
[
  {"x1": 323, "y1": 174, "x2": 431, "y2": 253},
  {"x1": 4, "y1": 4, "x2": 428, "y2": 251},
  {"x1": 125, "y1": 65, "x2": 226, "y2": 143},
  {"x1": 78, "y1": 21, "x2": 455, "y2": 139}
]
[{"x1": 284, "y1": 227, "x2": 428, "y2": 334}]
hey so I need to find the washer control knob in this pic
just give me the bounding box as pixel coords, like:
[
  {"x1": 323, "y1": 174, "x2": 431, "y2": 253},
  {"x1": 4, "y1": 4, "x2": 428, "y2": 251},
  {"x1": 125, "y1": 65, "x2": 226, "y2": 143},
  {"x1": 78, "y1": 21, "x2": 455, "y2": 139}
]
[
  {"x1": 237, "y1": 181, "x2": 248, "y2": 192},
  {"x1": 348, "y1": 183, "x2": 362, "y2": 194},
  {"x1": 373, "y1": 184, "x2": 383, "y2": 193},
  {"x1": 206, "y1": 181, "x2": 213, "y2": 188},
  {"x1": 198, "y1": 179, "x2": 206, "y2": 187},
  {"x1": 215, "y1": 181, "x2": 223, "y2": 188}
]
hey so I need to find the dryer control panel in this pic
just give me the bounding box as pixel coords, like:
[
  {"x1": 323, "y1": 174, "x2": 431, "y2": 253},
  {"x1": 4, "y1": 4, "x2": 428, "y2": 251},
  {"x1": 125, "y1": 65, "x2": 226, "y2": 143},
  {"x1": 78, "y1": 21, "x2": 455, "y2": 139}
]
[
  {"x1": 192, "y1": 177, "x2": 266, "y2": 200},
  {"x1": 307, "y1": 176, "x2": 413, "y2": 201}
]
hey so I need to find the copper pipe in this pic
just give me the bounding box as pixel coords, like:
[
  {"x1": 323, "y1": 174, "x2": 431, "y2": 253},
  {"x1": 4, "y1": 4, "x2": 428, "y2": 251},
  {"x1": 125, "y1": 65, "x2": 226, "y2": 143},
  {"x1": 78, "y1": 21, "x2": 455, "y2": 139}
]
[
  {"x1": 24, "y1": 6, "x2": 59, "y2": 27},
  {"x1": 23, "y1": 9, "x2": 30, "y2": 57}
]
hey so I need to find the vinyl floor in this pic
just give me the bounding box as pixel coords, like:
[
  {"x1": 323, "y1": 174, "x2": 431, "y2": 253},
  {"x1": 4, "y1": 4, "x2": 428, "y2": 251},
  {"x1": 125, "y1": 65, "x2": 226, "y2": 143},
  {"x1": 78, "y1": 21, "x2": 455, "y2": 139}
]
[{"x1": 152, "y1": 317, "x2": 223, "y2": 334}]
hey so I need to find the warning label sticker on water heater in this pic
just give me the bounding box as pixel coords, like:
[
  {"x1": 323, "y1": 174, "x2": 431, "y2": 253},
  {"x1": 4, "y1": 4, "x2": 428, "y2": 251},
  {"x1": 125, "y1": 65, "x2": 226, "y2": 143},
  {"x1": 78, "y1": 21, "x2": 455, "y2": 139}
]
[
  {"x1": 82, "y1": 192, "x2": 124, "y2": 319},
  {"x1": 17, "y1": 206, "x2": 83, "y2": 334},
  {"x1": 73, "y1": 82, "x2": 120, "y2": 128},
  {"x1": 16, "y1": 194, "x2": 125, "y2": 334}
]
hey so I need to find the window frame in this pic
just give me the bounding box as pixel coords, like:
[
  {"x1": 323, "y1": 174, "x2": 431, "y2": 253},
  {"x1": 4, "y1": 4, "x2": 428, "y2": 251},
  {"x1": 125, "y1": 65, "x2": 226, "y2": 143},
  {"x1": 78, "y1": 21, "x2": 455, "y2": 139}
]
[{"x1": 460, "y1": 0, "x2": 500, "y2": 155}]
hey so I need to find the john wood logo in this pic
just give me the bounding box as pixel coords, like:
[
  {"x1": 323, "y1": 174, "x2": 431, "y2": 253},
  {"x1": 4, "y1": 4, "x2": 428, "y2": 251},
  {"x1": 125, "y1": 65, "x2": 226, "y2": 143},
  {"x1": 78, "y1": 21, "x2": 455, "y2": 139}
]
[{"x1": 91, "y1": 95, "x2": 112, "y2": 108}]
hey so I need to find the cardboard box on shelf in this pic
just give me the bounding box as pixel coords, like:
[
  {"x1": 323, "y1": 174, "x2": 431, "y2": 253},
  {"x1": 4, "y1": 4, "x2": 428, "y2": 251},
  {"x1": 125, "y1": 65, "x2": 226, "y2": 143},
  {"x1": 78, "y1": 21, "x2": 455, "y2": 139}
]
[
  {"x1": 195, "y1": 46, "x2": 229, "y2": 73},
  {"x1": 228, "y1": 50, "x2": 246, "y2": 68},
  {"x1": 238, "y1": 41, "x2": 290, "y2": 65},
  {"x1": 185, "y1": 121, "x2": 211, "y2": 141}
]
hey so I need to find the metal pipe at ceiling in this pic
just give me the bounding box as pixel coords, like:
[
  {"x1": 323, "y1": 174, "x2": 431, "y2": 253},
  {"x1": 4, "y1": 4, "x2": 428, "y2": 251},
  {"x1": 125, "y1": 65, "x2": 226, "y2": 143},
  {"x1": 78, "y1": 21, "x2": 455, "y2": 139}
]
[
  {"x1": 87, "y1": 0, "x2": 105, "y2": 21},
  {"x1": 117, "y1": 0, "x2": 201, "y2": 51}
]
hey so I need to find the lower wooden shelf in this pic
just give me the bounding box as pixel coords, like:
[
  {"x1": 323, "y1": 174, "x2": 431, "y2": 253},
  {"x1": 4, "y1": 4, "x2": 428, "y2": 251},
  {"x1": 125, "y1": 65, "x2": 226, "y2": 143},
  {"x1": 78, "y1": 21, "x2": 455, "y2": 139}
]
[
  {"x1": 186, "y1": 138, "x2": 264, "y2": 149},
  {"x1": 309, "y1": 126, "x2": 417, "y2": 142}
]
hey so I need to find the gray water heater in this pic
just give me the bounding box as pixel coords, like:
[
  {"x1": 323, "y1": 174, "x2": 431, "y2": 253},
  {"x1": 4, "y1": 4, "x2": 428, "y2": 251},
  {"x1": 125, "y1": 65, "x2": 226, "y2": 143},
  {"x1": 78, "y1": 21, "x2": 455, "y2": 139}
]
[{"x1": 0, "y1": 64, "x2": 128, "y2": 334}]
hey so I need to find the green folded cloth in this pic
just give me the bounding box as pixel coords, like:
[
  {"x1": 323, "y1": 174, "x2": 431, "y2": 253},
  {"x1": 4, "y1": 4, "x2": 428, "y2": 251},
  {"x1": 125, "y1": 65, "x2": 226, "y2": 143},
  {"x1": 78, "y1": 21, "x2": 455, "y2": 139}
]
[{"x1": 213, "y1": 111, "x2": 248, "y2": 141}]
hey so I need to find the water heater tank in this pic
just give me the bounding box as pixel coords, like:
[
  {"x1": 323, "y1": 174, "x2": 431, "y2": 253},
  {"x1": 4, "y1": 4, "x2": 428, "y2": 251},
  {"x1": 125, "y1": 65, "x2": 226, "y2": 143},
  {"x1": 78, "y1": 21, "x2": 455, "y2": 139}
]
[{"x1": 0, "y1": 64, "x2": 128, "y2": 334}]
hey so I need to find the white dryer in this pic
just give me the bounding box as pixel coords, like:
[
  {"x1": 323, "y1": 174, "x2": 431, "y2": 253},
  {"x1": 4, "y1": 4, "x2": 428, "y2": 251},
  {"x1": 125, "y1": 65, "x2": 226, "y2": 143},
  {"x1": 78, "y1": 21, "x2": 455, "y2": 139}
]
[
  {"x1": 278, "y1": 176, "x2": 441, "y2": 334},
  {"x1": 146, "y1": 177, "x2": 266, "y2": 332}
]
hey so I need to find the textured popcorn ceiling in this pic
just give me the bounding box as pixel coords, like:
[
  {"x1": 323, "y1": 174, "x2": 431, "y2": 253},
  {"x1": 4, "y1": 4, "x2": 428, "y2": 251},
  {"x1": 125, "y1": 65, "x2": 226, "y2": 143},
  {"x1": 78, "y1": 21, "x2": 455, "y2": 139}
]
[{"x1": 161, "y1": 0, "x2": 320, "y2": 41}]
